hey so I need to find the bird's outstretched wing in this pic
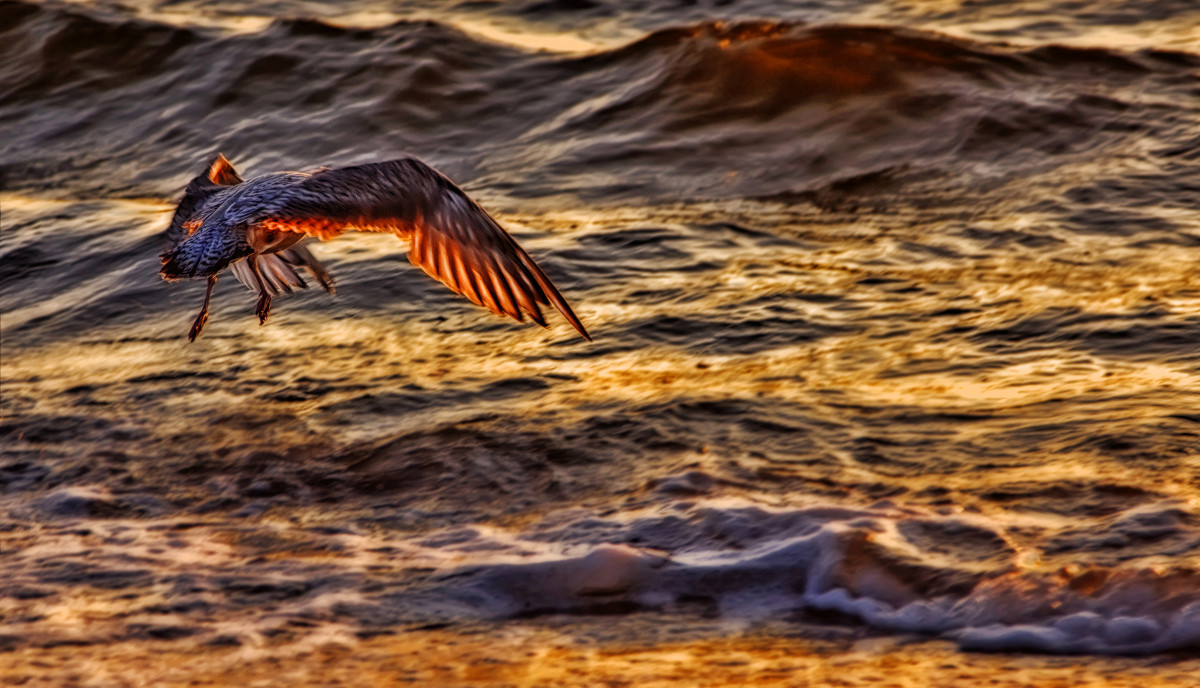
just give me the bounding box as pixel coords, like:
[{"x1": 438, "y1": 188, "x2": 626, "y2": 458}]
[
  {"x1": 165, "y1": 154, "x2": 243, "y2": 250},
  {"x1": 260, "y1": 159, "x2": 591, "y2": 341}
]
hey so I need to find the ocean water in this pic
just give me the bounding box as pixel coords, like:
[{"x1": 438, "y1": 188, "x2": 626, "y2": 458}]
[{"x1": 2, "y1": 0, "x2": 1200, "y2": 684}]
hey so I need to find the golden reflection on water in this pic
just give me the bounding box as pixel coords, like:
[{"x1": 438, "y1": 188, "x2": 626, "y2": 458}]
[
  {"x1": 5, "y1": 144, "x2": 1200, "y2": 673},
  {"x1": 49, "y1": 0, "x2": 1200, "y2": 54},
  {"x1": 453, "y1": 18, "x2": 615, "y2": 54},
  {"x1": 4, "y1": 622, "x2": 1199, "y2": 687},
  {"x1": 864, "y1": 0, "x2": 1200, "y2": 51},
  {"x1": 4, "y1": 2, "x2": 1200, "y2": 681},
  {"x1": 7, "y1": 198, "x2": 1200, "y2": 449}
]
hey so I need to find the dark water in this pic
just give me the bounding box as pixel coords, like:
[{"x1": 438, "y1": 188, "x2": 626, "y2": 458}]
[{"x1": 3, "y1": 0, "x2": 1200, "y2": 682}]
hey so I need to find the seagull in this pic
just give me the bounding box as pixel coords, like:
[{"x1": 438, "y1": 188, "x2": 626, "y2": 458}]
[{"x1": 160, "y1": 154, "x2": 591, "y2": 342}]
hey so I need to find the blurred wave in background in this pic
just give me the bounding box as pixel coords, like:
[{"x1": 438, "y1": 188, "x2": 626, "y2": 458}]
[{"x1": 3, "y1": 0, "x2": 1200, "y2": 684}]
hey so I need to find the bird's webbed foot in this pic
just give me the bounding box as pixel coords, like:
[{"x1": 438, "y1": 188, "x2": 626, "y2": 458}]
[
  {"x1": 188, "y1": 275, "x2": 217, "y2": 342},
  {"x1": 255, "y1": 292, "x2": 272, "y2": 325},
  {"x1": 188, "y1": 308, "x2": 209, "y2": 342}
]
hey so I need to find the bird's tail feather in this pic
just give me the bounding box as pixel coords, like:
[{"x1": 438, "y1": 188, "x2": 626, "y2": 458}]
[
  {"x1": 282, "y1": 245, "x2": 335, "y2": 294},
  {"x1": 231, "y1": 246, "x2": 335, "y2": 296}
]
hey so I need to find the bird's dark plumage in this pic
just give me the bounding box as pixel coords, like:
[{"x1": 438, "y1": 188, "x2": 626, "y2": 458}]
[{"x1": 161, "y1": 154, "x2": 590, "y2": 342}]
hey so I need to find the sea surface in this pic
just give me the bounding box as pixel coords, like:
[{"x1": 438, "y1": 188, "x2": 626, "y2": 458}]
[{"x1": 2, "y1": 0, "x2": 1200, "y2": 685}]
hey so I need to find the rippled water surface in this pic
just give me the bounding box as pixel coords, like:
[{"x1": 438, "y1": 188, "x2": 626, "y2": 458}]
[{"x1": 3, "y1": 0, "x2": 1200, "y2": 685}]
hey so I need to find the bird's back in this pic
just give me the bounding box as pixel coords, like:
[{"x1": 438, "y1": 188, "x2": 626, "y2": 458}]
[
  {"x1": 161, "y1": 216, "x2": 248, "y2": 278},
  {"x1": 162, "y1": 173, "x2": 305, "y2": 278}
]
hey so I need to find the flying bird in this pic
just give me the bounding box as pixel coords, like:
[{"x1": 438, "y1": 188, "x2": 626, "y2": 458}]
[{"x1": 160, "y1": 154, "x2": 591, "y2": 342}]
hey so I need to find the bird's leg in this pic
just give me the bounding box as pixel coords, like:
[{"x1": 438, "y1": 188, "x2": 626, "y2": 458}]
[
  {"x1": 256, "y1": 291, "x2": 272, "y2": 325},
  {"x1": 248, "y1": 257, "x2": 273, "y2": 325},
  {"x1": 188, "y1": 275, "x2": 217, "y2": 342}
]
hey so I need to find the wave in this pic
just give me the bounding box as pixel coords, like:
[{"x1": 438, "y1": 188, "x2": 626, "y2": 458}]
[
  {"x1": 572, "y1": 21, "x2": 1026, "y2": 124},
  {"x1": 436, "y1": 502, "x2": 1200, "y2": 654},
  {"x1": 11, "y1": 488, "x2": 1199, "y2": 654},
  {"x1": 529, "y1": 20, "x2": 1196, "y2": 204},
  {"x1": 3, "y1": 1, "x2": 1196, "y2": 203},
  {"x1": 5, "y1": 2, "x2": 1183, "y2": 104}
]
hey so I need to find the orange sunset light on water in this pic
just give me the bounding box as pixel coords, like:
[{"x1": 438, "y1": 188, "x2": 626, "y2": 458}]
[{"x1": 4, "y1": 0, "x2": 1200, "y2": 685}]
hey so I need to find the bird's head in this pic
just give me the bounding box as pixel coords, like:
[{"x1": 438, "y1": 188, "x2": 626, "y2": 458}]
[{"x1": 166, "y1": 154, "x2": 244, "y2": 245}]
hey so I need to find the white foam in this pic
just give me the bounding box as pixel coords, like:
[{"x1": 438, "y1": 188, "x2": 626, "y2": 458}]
[
  {"x1": 429, "y1": 502, "x2": 1200, "y2": 654},
  {"x1": 12, "y1": 499, "x2": 1196, "y2": 655}
]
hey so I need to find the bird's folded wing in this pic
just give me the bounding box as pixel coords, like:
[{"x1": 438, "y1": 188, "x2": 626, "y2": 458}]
[{"x1": 259, "y1": 159, "x2": 590, "y2": 340}]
